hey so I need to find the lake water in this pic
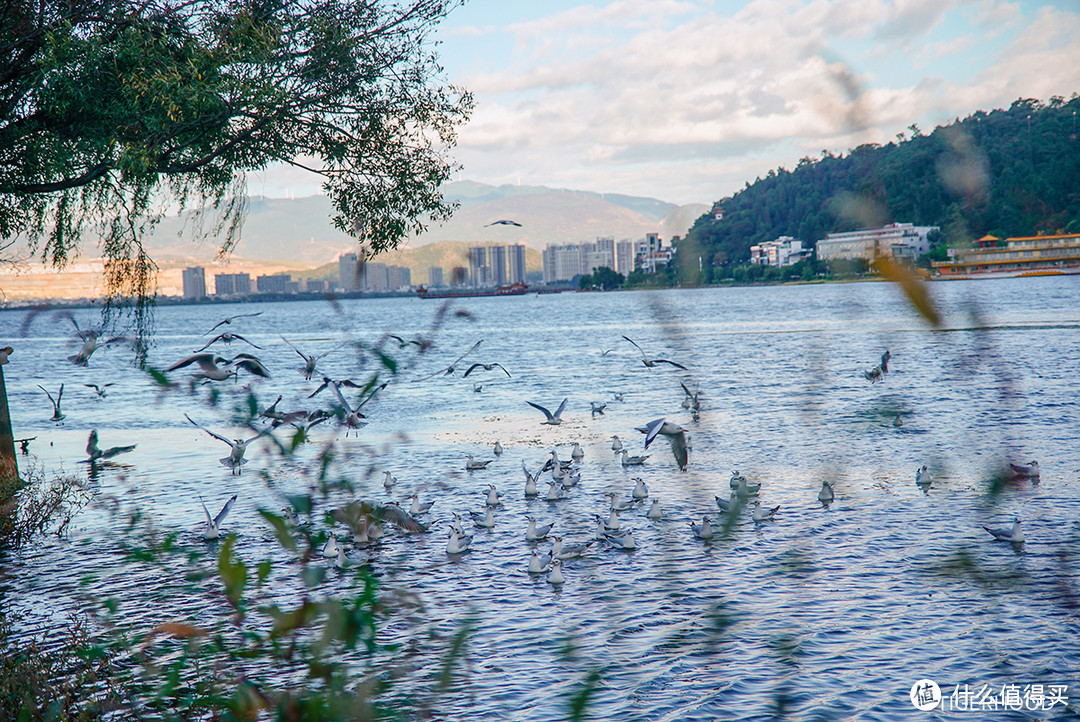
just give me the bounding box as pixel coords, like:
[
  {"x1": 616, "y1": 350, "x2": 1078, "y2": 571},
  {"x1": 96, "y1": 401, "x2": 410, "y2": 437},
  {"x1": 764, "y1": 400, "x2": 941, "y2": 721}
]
[{"x1": 2, "y1": 277, "x2": 1080, "y2": 720}]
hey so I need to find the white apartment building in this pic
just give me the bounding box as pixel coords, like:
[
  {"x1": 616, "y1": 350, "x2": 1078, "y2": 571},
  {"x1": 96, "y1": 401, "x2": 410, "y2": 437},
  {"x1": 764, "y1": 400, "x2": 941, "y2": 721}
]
[
  {"x1": 542, "y1": 237, "x2": 643, "y2": 283},
  {"x1": 750, "y1": 237, "x2": 811, "y2": 267},
  {"x1": 815, "y1": 223, "x2": 938, "y2": 262}
]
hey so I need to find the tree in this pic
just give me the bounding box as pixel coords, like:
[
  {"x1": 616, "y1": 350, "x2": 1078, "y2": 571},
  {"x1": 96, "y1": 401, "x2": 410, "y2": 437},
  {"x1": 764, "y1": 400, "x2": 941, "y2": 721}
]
[{"x1": 0, "y1": 0, "x2": 472, "y2": 338}]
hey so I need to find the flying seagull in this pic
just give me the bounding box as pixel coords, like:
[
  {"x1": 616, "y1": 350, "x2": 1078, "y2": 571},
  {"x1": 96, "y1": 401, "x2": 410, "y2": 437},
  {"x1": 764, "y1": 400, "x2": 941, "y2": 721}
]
[
  {"x1": 38, "y1": 384, "x2": 65, "y2": 422},
  {"x1": 485, "y1": 219, "x2": 522, "y2": 227},
  {"x1": 309, "y1": 377, "x2": 386, "y2": 432},
  {"x1": 204, "y1": 311, "x2": 264, "y2": 335},
  {"x1": 84, "y1": 430, "x2": 136, "y2": 464},
  {"x1": 415, "y1": 339, "x2": 483, "y2": 382},
  {"x1": 621, "y1": 335, "x2": 688, "y2": 370},
  {"x1": 200, "y1": 494, "x2": 237, "y2": 540},
  {"x1": 281, "y1": 337, "x2": 341, "y2": 380},
  {"x1": 167, "y1": 352, "x2": 271, "y2": 381},
  {"x1": 84, "y1": 383, "x2": 115, "y2": 398},
  {"x1": 68, "y1": 319, "x2": 127, "y2": 366},
  {"x1": 194, "y1": 332, "x2": 262, "y2": 353},
  {"x1": 185, "y1": 413, "x2": 272, "y2": 474},
  {"x1": 527, "y1": 398, "x2": 568, "y2": 425},
  {"x1": 637, "y1": 417, "x2": 689, "y2": 470},
  {"x1": 463, "y1": 362, "x2": 511, "y2": 378}
]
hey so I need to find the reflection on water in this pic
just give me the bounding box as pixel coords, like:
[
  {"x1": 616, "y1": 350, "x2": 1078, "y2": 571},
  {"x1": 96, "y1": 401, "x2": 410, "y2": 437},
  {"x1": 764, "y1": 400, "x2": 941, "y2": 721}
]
[{"x1": 2, "y1": 277, "x2": 1080, "y2": 719}]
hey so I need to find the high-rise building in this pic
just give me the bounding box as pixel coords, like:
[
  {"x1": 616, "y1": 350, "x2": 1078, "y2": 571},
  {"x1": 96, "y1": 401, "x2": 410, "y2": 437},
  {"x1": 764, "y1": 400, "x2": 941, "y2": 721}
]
[
  {"x1": 387, "y1": 265, "x2": 411, "y2": 289},
  {"x1": 429, "y1": 266, "x2": 444, "y2": 286},
  {"x1": 489, "y1": 245, "x2": 508, "y2": 285},
  {"x1": 182, "y1": 267, "x2": 206, "y2": 299},
  {"x1": 338, "y1": 252, "x2": 359, "y2": 291},
  {"x1": 507, "y1": 244, "x2": 526, "y2": 284},
  {"x1": 256, "y1": 274, "x2": 290, "y2": 294},
  {"x1": 616, "y1": 240, "x2": 634, "y2": 274},
  {"x1": 214, "y1": 273, "x2": 251, "y2": 296},
  {"x1": 468, "y1": 246, "x2": 489, "y2": 287}
]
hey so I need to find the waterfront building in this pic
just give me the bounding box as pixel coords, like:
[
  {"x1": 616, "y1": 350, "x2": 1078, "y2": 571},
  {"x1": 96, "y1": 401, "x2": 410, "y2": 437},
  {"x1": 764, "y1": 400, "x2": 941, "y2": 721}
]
[
  {"x1": 214, "y1": 273, "x2": 251, "y2": 296},
  {"x1": 616, "y1": 240, "x2": 634, "y2": 275},
  {"x1": 387, "y1": 265, "x2": 411, "y2": 289},
  {"x1": 933, "y1": 233, "x2": 1080, "y2": 278},
  {"x1": 507, "y1": 244, "x2": 527, "y2": 284},
  {"x1": 750, "y1": 237, "x2": 811, "y2": 267},
  {"x1": 182, "y1": 267, "x2": 206, "y2": 299},
  {"x1": 489, "y1": 245, "x2": 508, "y2": 286},
  {"x1": 305, "y1": 279, "x2": 326, "y2": 293},
  {"x1": 338, "y1": 252, "x2": 360, "y2": 291},
  {"x1": 815, "y1": 223, "x2": 938, "y2": 262},
  {"x1": 256, "y1": 274, "x2": 291, "y2": 294},
  {"x1": 468, "y1": 246, "x2": 489, "y2": 287},
  {"x1": 429, "y1": 266, "x2": 444, "y2": 287}
]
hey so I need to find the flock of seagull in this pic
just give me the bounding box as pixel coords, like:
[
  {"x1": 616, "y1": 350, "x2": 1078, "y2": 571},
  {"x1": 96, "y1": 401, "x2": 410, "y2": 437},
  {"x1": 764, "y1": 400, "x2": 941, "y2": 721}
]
[{"x1": 26, "y1": 311, "x2": 1042, "y2": 587}]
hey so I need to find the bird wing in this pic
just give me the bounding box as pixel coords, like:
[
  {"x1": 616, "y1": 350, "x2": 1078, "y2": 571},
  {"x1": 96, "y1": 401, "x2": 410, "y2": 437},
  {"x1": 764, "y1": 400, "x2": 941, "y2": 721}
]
[
  {"x1": 57, "y1": 383, "x2": 63, "y2": 403},
  {"x1": 552, "y1": 398, "x2": 568, "y2": 420},
  {"x1": 86, "y1": 430, "x2": 99, "y2": 455},
  {"x1": 231, "y1": 356, "x2": 271, "y2": 378},
  {"x1": 281, "y1": 336, "x2": 312, "y2": 363},
  {"x1": 526, "y1": 401, "x2": 554, "y2": 421},
  {"x1": 654, "y1": 359, "x2": 688, "y2": 370},
  {"x1": 194, "y1": 335, "x2": 224, "y2": 352},
  {"x1": 101, "y1": 444, "x2": 137, "y2": 459},
  {"x1": 462, "y1": 363, "x2": 483, "y2": 378},
  {"x1": 184, "y1": 413, "x2": 232, "y2": 446},
  {"x1": 642, "y1": 418, "x2": 666, "y2": 449},
  {"x1": 670, "y1": 431, "x2": 688, "y2": 470},
  {"x1": 231, "y1": 333, "x2": 262, "y2": 349},
  {"x1": 37, "y1": 384, "x2": 56, "y2": 406},
  {"x1": 199, "y1": 495, "x2": 213, "y2": 525},
  {"x1": 621, "y1": 335, "x2": 646, "y2": 358},
  {"x1": 377, "y1": 503, "x2": 426, "y2": 533},
  {"x1": 214, "y1": 494, "x2": 237, "y2": 526},
  {"x1": 451, "y1": 339, "x2": 483, "y2": 367},
  {"x1": 167, "y1": 353, "x2": 218, "y2": 372},
  {"x1": 492, "y1": 363, "x2": 511, "y2": 377},
  {"x1": 308, "y1": 377, "x2": 331, "y2": 398}
]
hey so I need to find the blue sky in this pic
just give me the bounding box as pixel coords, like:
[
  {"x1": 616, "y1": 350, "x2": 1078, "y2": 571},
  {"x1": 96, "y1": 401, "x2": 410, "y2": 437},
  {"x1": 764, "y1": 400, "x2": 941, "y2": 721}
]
[{"x1": 258, "y1": 0, "x2": 1080, "y2": 206}]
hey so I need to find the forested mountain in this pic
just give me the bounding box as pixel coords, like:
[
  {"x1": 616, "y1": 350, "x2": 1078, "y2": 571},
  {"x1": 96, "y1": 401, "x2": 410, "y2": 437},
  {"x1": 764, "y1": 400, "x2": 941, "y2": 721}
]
[{"x1": 685, "y1": 96, "x2": 1080, "y2": 270}]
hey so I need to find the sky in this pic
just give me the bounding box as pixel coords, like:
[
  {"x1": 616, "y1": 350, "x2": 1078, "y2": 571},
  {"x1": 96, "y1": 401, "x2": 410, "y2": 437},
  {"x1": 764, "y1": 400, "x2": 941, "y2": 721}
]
[{"x1": 255, "y1": 0, "x2": 1080, "y2": 206}]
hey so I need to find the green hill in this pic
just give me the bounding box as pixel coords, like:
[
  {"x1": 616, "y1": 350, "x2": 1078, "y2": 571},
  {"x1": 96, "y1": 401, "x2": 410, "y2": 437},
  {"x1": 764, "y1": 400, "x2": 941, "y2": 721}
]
[{"x1": 685, "y1": 96, "x2": 1080, "y2": 274}]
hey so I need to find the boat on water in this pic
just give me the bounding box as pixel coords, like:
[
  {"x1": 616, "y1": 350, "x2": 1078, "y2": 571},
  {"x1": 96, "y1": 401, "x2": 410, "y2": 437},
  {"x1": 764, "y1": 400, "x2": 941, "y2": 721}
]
[
  {"x1": 932, "y1": 232, "x2": 1080, "y2": 280},
  {"x1": 416, "y1": 282, "x2": 544, "y2": 299}
]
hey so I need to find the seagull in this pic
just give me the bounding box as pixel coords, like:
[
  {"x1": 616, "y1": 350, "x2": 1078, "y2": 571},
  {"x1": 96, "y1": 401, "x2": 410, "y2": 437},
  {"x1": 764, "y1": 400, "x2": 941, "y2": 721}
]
[
  {"x1": 527, "y1": 398, "x2": 568, "y2": 425},
  {"x1": 83, "y1": 383, "x2": 115, "y2": 398},
  {"x1": 522, "y1": 460, "x2": 540, "y2": 496},
  {"x1": 638, "y1": 417, "x2": 689, "y2": 470},
  {"x1": 552, "y1": 536, "x2": 595, "y2": 560},
  {"x1": 690, "y1": 516, "x2": 714, "y2": 540},
  {"x1": 470, "y1": 507, "x2": 496, "y2": 529},
  {"x1": 680, "y1": 382, "x2": 702, "y2": 414},
  {"x1": 621, "y1": 335, "x2": 688, "y2": 370},
  {"x1": 200, "y1": 493, "x2": 237, "y2": 540},
  {"x1": 892, "y1": 413, "x2": 903, "y2": 427},
  {"x1": 415, "y1": 339, "x2": 483, "y2": 382},
  {"x1": 916, "y1": 465, "x2": 932, "y2": 487},
  {"x1": 646, "y1": 499, "x2": 663, "y2": 520},
  {"x1": 408, "y1": 494, "x2": 434, "y2": 516},
  {"x1": 547, "y1": 559, "x2": 565, "y2": 585},
  {"x1": 544, "y1": 480, "x2": 565, "y2": 502},
  {"x1": 322, "y1": 534, "x2": 340, "y2": 558},
  {"x1": 309, "y1": 377, "x2": 385, "y2": 432},
  {"x1": 447, "y1": 526, "x2": 473, "y2": 554},
  {"x1": 38, "y1": 384, "x2": 65, "y2": 422},
  {"x1": 817, "y1": 481, "x2": 835, "y2": 503},
  {"x1": 463, "y1": 362, "x2": 511, "y2": 378},
  {"x1": 167, "y1": 352, "x2": 271, "y2": 381},
  {"x1": 631, "y1": 477, "x2": 649, "y2": 500},
  {"x1": 375, "y1": 502, "x2": 427, "y2": 533},
  {"x1": 484, "y1": 483, "x2": 502, "y2": 506},
  {"x1": 526, "y1": 515, "x2": 554, "y2": 541},
  {"x1": 863, "y1": 364, "x2": 883, "y2": 383},
  {"x1": 486, "y1": 219, "x2": 522, "y2": 227},
  {"x1": 473, "y1": 383, "x2": 483, "y2": 393},
  {"x1": 383, "y1": 471, "x2": 397, "y2": 491},
  {"x1": 619, "y1": 449, "x2": 649, "y2": 467},
  {"x1": 611, "y1": 392, "x2": 625, "y2": 402},
  {"x1": 529, "y1": 550, "x2": 552, "y2": 574},
  {"x1": 879, "y1": 349, "x2": 891, "y2": 374},
  {"x1": 611, "y1": 435, "x2": 623, "y2": 452},
  {"x1": 334, "y1": 545, "x2": 349, "y2": 569},
  {"x1": 602, "y1": 529, "x2": 636, "y2": 550},
  {"x1": 599, "y1": 509, "x2": 620, "y2": 532},
  {"x1": 715, "y1": 492, "x2": 738, "y2": 514},
  {"x1": 590, "y1": 402, "x2": 607, "y2": 417},
  {"x1": 606, "y1": 491, "x2": 636, "y2": 513},
  {"x1": 1009, "y1": 460, "x2": 1040, "y2": 478},
  {"x1": 729, "y1": 470, "x2": 746, "y2": 489},
  {"x1": 281, "y1": 337, "x2": 340, "y2": 380},
  {"x1": 983, "y1": 519, "x2": 1023, "y2": 543},
  {"x1": 494, "y1": 440, "x2": 504, "y2": 456},
  {"x1": 67, "y1": 320, "x2": 127, "y2": 366},
  {"x1": 185, "y1": 413, "x2": 272, "y2": 474},
  {"x1": 752, "y1": 500, "x2": 780, "y2": 522},
  {"x1": 466, "y1": 455, "x2": 493, "y2": 471},
  {"x1": 204, "y1": 311, "x2": 263, "y2": 335},
  {"x1": 571, "y1": 443, "x2": 584, "y2": 461},
  {"x1": 195, "y1": 332, "x2": 262, "y2": 352},
  {"x1": 84, "y1": 430, "x2": 136, "y2": 464},
  {"x1": 737, "y1": 477, "x2": 762, "y2": 497}
]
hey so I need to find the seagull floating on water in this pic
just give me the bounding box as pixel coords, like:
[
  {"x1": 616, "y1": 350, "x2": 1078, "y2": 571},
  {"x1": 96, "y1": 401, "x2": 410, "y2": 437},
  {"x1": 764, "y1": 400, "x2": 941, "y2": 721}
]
[
  {"x1": 983, "y1": 519, "x2": 1023, "y2": 543},
  {"x1": 621, "y1": 335, "x2": 688, "y2": 370},
  {"x1": 484, "y1": 483, "x2": 502, "y2": 506},
  {"x1": 200, "y1": 493, "x2": 237, "y2": 540},
  {"x1": 322, "y1": 533, "x2": 340, "y2": 558},
  {"x1": 916, "y1": 465, "x2": 932, "y2": 488},
  {"x1": 522, "y1": 461, "x2": 540, "y2": 496},
  {"x1": 631, "y1": 477, "x2": 649, "y2": 500},
  {"x1": 529, "y1": 550, "x2": 551, "y2": 574},
  {"x1": 447, "y1": 526, "x2": 473, "y2": 554},
  {"x1": 1008, "y1": 460, "x2": 1040, "y2": 478},
  {"x1": 571, "y1": 443, "x2": 584, "y2": 461},
  {"x1": 470, "y1": 507, "x2": 496, "y2": 529},
  {"x1": 493, "y1": 440, "x2": 504, "y2": 456},
  {"x1": 383, "y1": 471, "x2": 397, "y2": 491},
  {"x1": 646, "y1": 499, "x2": 663, "y2": 520},
  {"x1": 752, "y1": 500, "x2": 780, "y2": 522},
  {"x1": 409, "y1": 494, "x2": 434, "y2": 516},
  {"x1": 38, "y1": 384, "x2": 65, "y2": 422},
  {"x1": 690, "y1": 516, "x2": 714, "y2": 540},
  {"x1": 552, "y1": 536, "x2": 595, "y2": 560},
  {"x1": 547, "y1": 559, "x2": 565, "y2": 585},
  {"x1": 527, "y1": 398, "x2": 568, "y2": 425},
  {"x1": 602, "y1": 529, "x2": 636, "y2": 550},
  {"x1": 619, "y1": 449, "x2": 649, "y2": 467},
  {"x1": 526, "y1": 515, "x2": 554, "y2": 541},
  {"x1": 611, "y1": 436, "x2": 623, "y2": 452},
  {"x1": 818, "y1": 481, "x2": 835, "y2": 503}
]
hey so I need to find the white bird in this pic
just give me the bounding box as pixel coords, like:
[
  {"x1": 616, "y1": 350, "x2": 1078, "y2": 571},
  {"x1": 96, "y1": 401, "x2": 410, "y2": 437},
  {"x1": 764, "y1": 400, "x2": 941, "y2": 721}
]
[
  {"x1": 168, "y1": 352, "x2": 271, "y2": 381},
  {"x1": 619, "y1": 449, "x2": 649, "y2": 467},
  {"x1": 416, "y1": 339, "x2": 483, "y2": 382},
  {"x1": 547, "y1": 559, "x2": 565, "y2": 585},
  {"x1": 752, "y1": 500, "x2": 779, "y2": 522},
  {"x1": 545, "y1": 481, "x2": 565, "y2": 502},
  {"x1": 571, "y1": 443, "x2": 584, "y2": 461},
  {"x1": 195, "y1": 332, "x2": 262, "y2": 353},
  {"x1": 551, "y1": 536, "x2": 595, "y2": 560},
  {"x1": 522, "y1": 460, "x2": 540, "y2": 497},
  {"x1": 409, "y1": 494, "x2": 434, "y2": 515},
  {"x1": 68, "y1": 321, "x2": 126, "y2": 366},
  {"x1": 527, "y1": 398, "x2": 568, "y2": 425},
  {"x1": 638, "y1": 417, "x2": 689, "y2": 469},
  {"x1": 281, "y1": 336, "x2": 340, "y2": 380},
  {"x1": 1009, "y1": 460, "x2": 1040, "y2": 478},
  {"x1": 493, "y1": 440, "x2": 504, "y2": 456},
  {"x1": 335, "y1": 545, "x2": 349, "y2": 569},
  {"x1": 604, "y1": 508, "x2": 620, "y2": 531},
  {"x1": 84, "y1": 429, "x2": 136, "y2": 464},
  {"x1": 729, "y1": 470, "x2": 746, "y2": 489},
  {"x1": 185, "y1": 413, "x2": 272, "y2": 474},
  {"x1": 447, "y1": 526, "x2": 473, "y2": 554},
  {"x1": 383, "y1": 471, "x2": 397, "y2": 491},
  {"x1": 818, "y1": 481, "x2": 835, "y2": 503},
  {"x1": 200, "y1": 493, "x2": 237, "y2": 540},
  {"x1": 526, "y1": 515, "x2": 554, "y2": 541},
  {"x1": 602, "y1": 529, "x2": 636, "y2": 550},
  {"x1": 590, "y1": 402, "x2": 607, "y2": 417},
  {"x1": 680, "y1": 382, "x2": 702, "y2": 415},
  {"x1": 715, "y1": 493, "x2": 738, "y2": 514},
  {"x1": 916, "y1": 465, "x2": 932, "y2": 487},
  {"x1": 983, "y1": 519, "x2": 1023, "y2": 542},
  {"x1": 607, "y1": 491, "x2": 636, "y2": 512},
  {"x1": 322, "y1": 534, "x2": 340, "y2": 558},
  {"x1": 484, "y1": 484, "x2": 502, "y2": 506},
  {"x1": 621, "y1": 335, "x2": 688, "y2": 370},
  {"x1": 611, "y1": 435, "x2": 623, "y2": 452},
  {"x1": 528, "y1": 550, "x2": 552, "y2": 574},
  {"x1": 83, "y1": 382, "x2": 115, "y2": 398},
  {"x1": 205, "y1": 311, "x2": 263, "y2": 335},
  {"x1": 646, "y1": 499, "x2": 663, "y2": 520},
  {"x1": 309, "y1": 376, "x2": 383, "y2": 433},
  {"x1": 463, "y1": 362, "x2": 511, "y2": 378},
  {"x1": 466, "y1": 455, "x2": 493, "y2": 471},
  {"x1": 38, "y1": 384, "x2": 65, "y2": 422},
  {"x1": 737, "y1": 477, "x2": 761, "y2": 497},
  {"x1": 690, "y1": 516, "x2": 714, "y2": 540},
  {"x1": 470, "y1": 507, "x2": 495, "y2": 529}
]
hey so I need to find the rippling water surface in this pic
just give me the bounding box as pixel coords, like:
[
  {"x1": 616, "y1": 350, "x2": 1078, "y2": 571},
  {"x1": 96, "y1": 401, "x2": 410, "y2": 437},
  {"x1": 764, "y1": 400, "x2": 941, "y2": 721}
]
[{"x1": 3, "y1": 277, "x2": 1080, "y2": 720}]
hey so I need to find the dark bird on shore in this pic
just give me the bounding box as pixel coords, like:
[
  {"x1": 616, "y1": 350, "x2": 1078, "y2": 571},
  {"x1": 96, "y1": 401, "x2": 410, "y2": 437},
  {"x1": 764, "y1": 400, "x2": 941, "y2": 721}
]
[
  {"x1": 621, "y1": 335, "x2": 688, "y2": 370},
  {"x1": 204, "y1": 311, "x2": 263, "y2": 335}
]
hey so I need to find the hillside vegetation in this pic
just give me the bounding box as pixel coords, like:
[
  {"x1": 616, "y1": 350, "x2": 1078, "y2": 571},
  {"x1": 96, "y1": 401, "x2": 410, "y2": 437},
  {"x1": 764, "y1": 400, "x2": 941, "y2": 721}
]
[{"x1": 685, "y1": 96, "x2": 1080, "y2": 273}]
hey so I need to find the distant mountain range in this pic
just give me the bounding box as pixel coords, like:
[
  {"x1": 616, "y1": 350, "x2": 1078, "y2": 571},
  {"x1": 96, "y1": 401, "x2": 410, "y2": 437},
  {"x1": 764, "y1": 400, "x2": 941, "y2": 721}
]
[{"x1": 140, "y1": 181, "x2": 708, "y2": 264}]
